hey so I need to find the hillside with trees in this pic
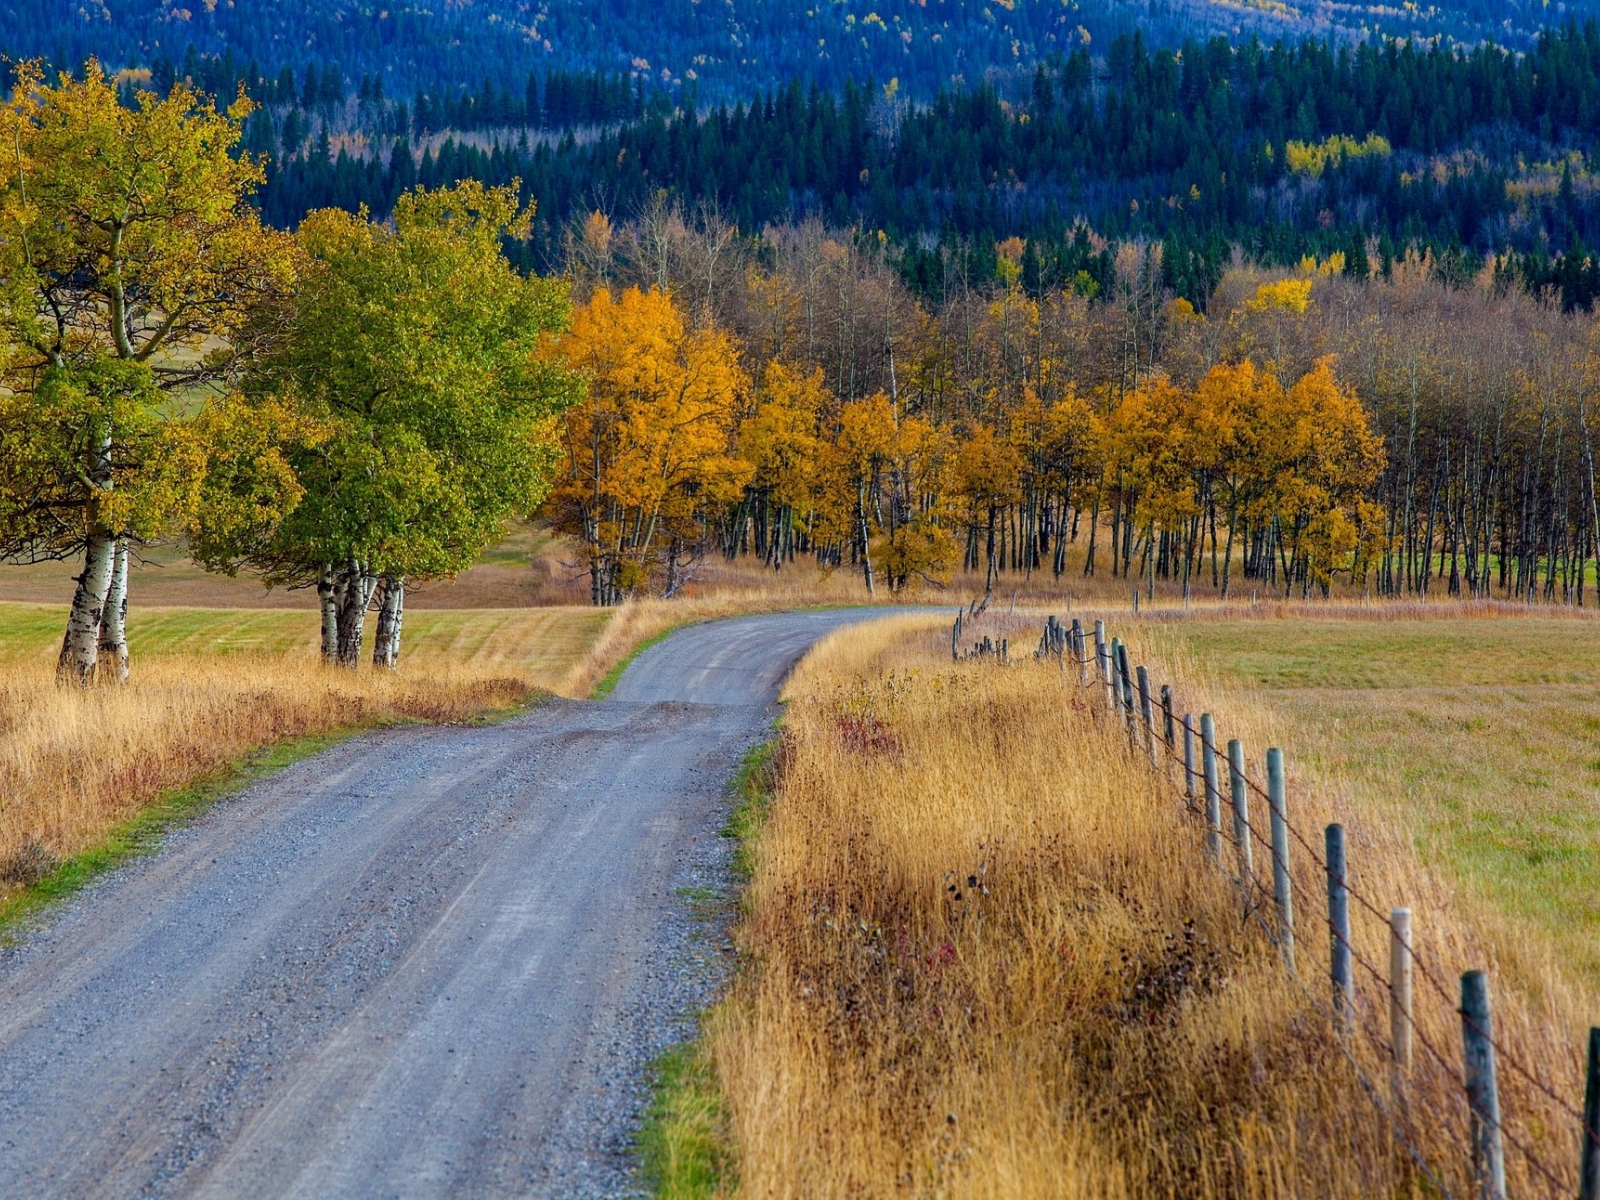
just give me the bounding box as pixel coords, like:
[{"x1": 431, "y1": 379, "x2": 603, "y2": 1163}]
[
  {"x1": 201, "y1": 26, "x2": 1600, "y2": 310},
  {"x1": 10, "y1": 0, "x2": 1589, "y2": 103}
]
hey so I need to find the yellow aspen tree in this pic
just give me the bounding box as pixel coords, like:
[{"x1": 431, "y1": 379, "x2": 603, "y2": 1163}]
[{"x1": 548, "y1": 287, "x2": 751, "y2": 602}]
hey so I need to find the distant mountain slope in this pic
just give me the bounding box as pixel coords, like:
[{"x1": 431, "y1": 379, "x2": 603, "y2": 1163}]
[{"x1": 9, "y1": 0, "x2": 1600, "y2": 98}]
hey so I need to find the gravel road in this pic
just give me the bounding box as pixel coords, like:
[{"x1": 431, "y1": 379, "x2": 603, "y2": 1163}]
[{"x1": 0, "y1": 609, "x2": 880, "y2": 1199}]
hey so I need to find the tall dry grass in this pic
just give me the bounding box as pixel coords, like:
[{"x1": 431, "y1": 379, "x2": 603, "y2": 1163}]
[
  {"x1": 0, "y1": 656, "x2": 529, "y2": 890},
  {"x1": 709, "y1": 611, "x2": 1588, "y2": 1197}
]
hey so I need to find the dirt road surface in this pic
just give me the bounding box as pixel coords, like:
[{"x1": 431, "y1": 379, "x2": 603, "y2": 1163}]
[{"x1": 0, "y1": 610, "x2": 883, "y2": 1198}]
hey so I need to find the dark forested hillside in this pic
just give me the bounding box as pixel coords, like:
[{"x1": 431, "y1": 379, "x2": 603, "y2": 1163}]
[
  {"x1": 244, "y1": 27, "x2": 1600, "y2": 310},
  {"x1": 6, "y1": 0, "x2": 1599, "y2": 101}
]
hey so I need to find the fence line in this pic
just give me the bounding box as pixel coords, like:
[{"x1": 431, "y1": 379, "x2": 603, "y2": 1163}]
[{"x1": 1004, "y1": 609, "x2": 1595, "y2": 1196}]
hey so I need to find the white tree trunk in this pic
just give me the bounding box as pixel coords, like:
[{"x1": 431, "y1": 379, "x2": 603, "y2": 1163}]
[
  {"x1": 57, "y1": 534, "x2": 116, "y2": 686},
  {"x1": 371, "y1": 575, "x2": 405, "y2": 669},
  {"x1": 96, "y1": 539, "x2": 130, "y2": 684},
  {"x1": 317, "y1": 564, "x2": 339, "y2": 662},
  {"x1": 334, "y1": 560, "x2": 377, "y2": 667}
]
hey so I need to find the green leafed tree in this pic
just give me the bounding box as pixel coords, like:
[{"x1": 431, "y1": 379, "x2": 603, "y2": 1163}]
[
  {"x1": 0, "y1": 60, "x2": 297, "y2": 684},
  {"x1": 202, "y1": 181, "x2": 583, "y2": 667}
]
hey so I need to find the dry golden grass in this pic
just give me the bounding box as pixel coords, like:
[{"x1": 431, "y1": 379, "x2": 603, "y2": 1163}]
[{"x1": 709, "y1": 610, "x2": 1589, "y2": 1197}]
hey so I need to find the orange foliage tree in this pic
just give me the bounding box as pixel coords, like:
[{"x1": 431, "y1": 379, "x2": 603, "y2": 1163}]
[{"x1": 546, "y1": 286, "x2": 750, "y2": 603}]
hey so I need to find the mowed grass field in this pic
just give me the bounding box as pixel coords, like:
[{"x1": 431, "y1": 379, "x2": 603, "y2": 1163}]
[
  {"x1": 0, "y1": 602, "x2": 610, "y2": 688},
  {"x1": 1161, "y1": 612, "x2": 1600, "y2": 984}
]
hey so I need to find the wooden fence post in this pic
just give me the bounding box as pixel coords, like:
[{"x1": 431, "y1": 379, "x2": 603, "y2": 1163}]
[
  {"x1": 1227, "y1": 738, "x2": 1253, "y2": 885},
  {"x1": 1109, "y1": 636, "x2": 1124, "y2": 718},
  {"x1": 1326, "y1": 823, "x2": 1353, "y2": 1027},
  {"x1": 952, "y1": 611, "x2": 963, "y2": 662},
  {"x1": 1201, "y1": 714, "x2": 1222, "y2": 860},
  {"x1": 1390, "y1": 908, "x2": 1413, "y2": 1098},
  {"x1": 1160, "y1": 685, "x2": 1175, "y2": 750},
  {"x1": 1266, "y1": 747, "x2": 1294, "y2": 971},
  {"x1": 1095, "y1": 621, "x2": 1114, "y2": 711},
  {"x1": 1580, "y1": 1027, "x2": 1600, "y2": 1200},
  {"x1": 1136, "y1": 666, "x2": 1158, "y2": 765},
  {"x1": 1115, "y1": 642, "x2": 1136, "y2": 737},
  {"x1": 1460, "y1": 970, "x2": 1507, "y2": 1200},
  {"x1": 1071, "y1": 619, "x2": 1087, "y2": 687},
  {"x1": 1183, "y1": 714, "x2": 1196, "y2": 807},
  {"x1": 1133, "y1": 589, "x2": 1140, "y2": 614}
]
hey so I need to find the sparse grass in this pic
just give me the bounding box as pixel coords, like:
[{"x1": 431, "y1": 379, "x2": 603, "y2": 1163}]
[
  {"x1": 1159, "y1": 612, "x2": 1600, "y2": 988},
  {"x1": 0, "y1": 601, "x2": 609, "y2": 686},
  {"x1": 638, "y1": 1040, "x2": 732, "y2": 1199},
  {"x1": 706, "y1": 611, "x2": 1587, "y2": 1197}
]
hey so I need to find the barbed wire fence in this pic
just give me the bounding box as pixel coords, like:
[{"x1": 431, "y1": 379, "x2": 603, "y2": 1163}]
[{"x1": 950, "y1": 607, "x2": 1600, "y2": 1199}]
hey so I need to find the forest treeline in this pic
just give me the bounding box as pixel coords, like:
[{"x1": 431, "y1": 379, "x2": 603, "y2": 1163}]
[
  {"x1": 6, "y1": 60, "x2": 1600, "y2": 697},
  {"x1": 228, "y1": 26, "x2": 1600, "y2": 310},
  {"x1": 547, "y1": 204, "x2": 1600, "y2": 608}
]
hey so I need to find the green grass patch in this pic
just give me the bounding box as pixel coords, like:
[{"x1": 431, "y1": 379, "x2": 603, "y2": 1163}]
[
  {"x1": 634, "y1": 734, "x2": 778, "y2": 1196},
  {"x1": 637, "y1": 1040, "x2": 732, "y2": 1200},
  {"x1": 723, "y1": 737, "x2": 779, "y2": 882},
  {"x1": 0, "y1": 726, "x2": 369, "y2": 939}
]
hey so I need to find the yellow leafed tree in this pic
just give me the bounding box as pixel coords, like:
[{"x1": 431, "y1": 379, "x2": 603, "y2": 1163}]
[{"x1": 546, "y1": 287, "x2": 751, "y2": 603}]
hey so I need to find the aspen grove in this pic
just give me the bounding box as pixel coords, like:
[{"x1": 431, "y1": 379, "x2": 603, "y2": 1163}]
[{"x1": 545, "y1": 213, "x2": 1600, "y2": 605}]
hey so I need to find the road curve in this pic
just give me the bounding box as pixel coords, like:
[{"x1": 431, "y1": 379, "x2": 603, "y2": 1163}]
[{"x1": 0, "y1": 608, "x2": 881, "y2": 1199}]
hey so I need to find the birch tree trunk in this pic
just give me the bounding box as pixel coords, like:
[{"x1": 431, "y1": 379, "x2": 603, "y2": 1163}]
[
  {"x1": 96, "y1": 538, "x2": 130, "y2": 684},
  {"x1": 335, "y1": 561, "x2": 377, "y2": 667},
  {"x1": 317, "y1": 564, "x2": 339, "y2": 662},
  {"x1": 58, "y1": 533, "x2": 116, "y2": 686},
  {"x1": 57, "y1": 423, "x2": 116, "y2": 687},
  {"x1": 371, "y1": 575, "x2": 405, "y2": 669}
]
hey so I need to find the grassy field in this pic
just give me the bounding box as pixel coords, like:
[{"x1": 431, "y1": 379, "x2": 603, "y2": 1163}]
[
  {"x1": 0, "y1": 601, "x2": 610, "y2": 684},
  {"x1": 1159, "y1": 612, "x2": 1600, "y2": 986}
]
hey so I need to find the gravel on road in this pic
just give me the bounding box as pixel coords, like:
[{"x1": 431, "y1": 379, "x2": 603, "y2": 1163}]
[{"x1": 0, "y1": 609, "x2": 882, "y2": 1198}]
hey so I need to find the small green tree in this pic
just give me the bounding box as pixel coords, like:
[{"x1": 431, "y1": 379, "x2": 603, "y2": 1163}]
[{"x1": 204, "y1": 181, "x2": 581, "y2": 666}]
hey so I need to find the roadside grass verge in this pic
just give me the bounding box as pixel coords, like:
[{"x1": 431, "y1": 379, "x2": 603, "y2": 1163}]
[
  {"x1": 591, "y1": 624, "x2": 686, "y2": 699},
  {"x1": 0, "y1": 654, "x2": 534, "y2": 906},
  {"x1": 638, "y1": 1040, "x2": 730, "y2": 1200},
  {"x1": 637, "y1": 736, "x2": 778, "y2": 1198},
  {"x1": 0, "y1": 727, "x2": 360, "y2": 937},
  {"x1": 702, "y1": 611, "x2": 1587, "y2": 1197}
]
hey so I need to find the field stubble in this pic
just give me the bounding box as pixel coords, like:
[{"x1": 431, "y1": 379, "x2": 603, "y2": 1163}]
[{"x1": 707, "y1": 611, "x2": 1590, "y2": 1197}]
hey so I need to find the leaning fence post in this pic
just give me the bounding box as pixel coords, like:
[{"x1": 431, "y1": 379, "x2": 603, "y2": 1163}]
[
  {"x1": 1136, "y1": 666, "x2": 1158, "y2": 765},
  {"x1": 1461, "y1": 970, "x2": 1507, "y2": 1200},
  {"x1": 1182, "y1": 714, "x2": 1196, "y2": 808},
  {"x1": 1200, "y1": 714, "x2": 1222, "y2": 860},
  {"x1": 1267, "y1": 748, "x2": 1294, "y2": 971},
  {"x1": 1227, "y1": 739, "x2": 1253, "y2": 887},
  {"x1": 1390, "y1": 908, "x2": 1413, "y2": 1100},
  {"x1": 1580, "y1": 1027, "x2": 1600, "y2": 1200},
  {"x1": 1115, "y1": 642, "x2": 1136, "y2": 736},
  {"x1": 1160, "y1": 685, "x2": 1175, "y2": 750},
  {"x1": 1326, "y1": 824, "x2": 1353, "y2": 1028}
]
